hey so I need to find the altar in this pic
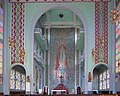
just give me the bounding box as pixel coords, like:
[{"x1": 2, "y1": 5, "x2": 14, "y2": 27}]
[{"x1": 51, "y1": 84, "x2": 69, "y2": 95}]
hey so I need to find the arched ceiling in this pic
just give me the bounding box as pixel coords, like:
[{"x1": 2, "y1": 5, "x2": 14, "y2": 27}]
[
  {"x1": 36, "y1": 8, "x2": 84, "y2": 29},
  {"x1": 34, "y1": 8, "x2": 85, "y2": 52}
]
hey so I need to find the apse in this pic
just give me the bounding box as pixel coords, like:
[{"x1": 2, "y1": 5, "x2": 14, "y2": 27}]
[{"x1": 34, "y1": 8, "x2": 84, "y2": 94}]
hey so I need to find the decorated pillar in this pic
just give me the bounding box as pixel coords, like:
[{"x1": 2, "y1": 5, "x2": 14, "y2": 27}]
[
  {"x1": 95, "y1": 1, "x2": 108, "y2": 64},
  {"x1": 110, "y1": 3, "x2": 120, "y2": 93},
  {"x1": 94, "y1": 1, "x2": 108, "y2": 94},
  {"x1": 10, "y1": 2, "x2": 25, "y2": 64},
  {"x1": 9, "y1": 1, "x2": 27, "y2": 94}
]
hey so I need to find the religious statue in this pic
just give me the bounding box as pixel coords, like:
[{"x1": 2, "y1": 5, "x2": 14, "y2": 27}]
[
  {"x1": 88, "y1": 72, "x2": 92, "y2": 82},
  {"x1": 27, "y1": 75, "x2": 30, "y2": 82}
]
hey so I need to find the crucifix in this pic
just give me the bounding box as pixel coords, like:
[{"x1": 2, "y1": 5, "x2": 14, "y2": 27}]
[{"x1": 59, "y1": 75, "x2": 64, "y2": 84}]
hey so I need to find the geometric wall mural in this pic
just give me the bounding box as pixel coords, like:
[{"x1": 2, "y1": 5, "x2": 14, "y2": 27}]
[
  {"x1": 10, "y1": 3, "x2": 25, "y2": 64},
  {"x1": 95, "y1": 1, "x2": 108, "y2": 64},
  {"x1": 49, "y1": 28, "x2": 75, "y2": 93}
]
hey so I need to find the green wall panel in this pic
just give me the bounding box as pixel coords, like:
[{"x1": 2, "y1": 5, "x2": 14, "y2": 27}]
[
  {"x1": 7, "y1": 2, "x2": 112, "y2": 75},
  {"x1": 21, "y1": 2, "x2": 95, "y2": 74}
]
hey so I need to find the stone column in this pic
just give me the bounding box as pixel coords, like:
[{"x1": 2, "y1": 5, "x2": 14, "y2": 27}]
[
  {"x1": 109, "y1": 0, "x2": 116, "y2": 94},
  {"x1": 3, "y1": 0, "x2": 10, "y2": 95},
  {"x1": 76, "y1": 28, "x2": 80, "y2": 86},
  {"x1": 44, "y1": 28, "x2": 49, "y2": 93},
  {"x1": 30, "y1": 20, "x2": 34, "y2": 95},
  {"x1": 47, "y1": 28, "x2": 50, "y2": 94},
  {"x1": 75, "y1": 28, "x2": 77, "y2": 93},
  {"x1": 30, "y1": 46, "x2": 34, "y2": 94},
  {"x1": 111, "y1": 20, "x2": 116, "y2": 94}
]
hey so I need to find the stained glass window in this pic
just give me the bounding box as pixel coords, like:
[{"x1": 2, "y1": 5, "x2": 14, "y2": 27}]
[
  {"x1": 106, "y1": 70, "x2": 109, "y2": 88},
  {"x1": 10, "y1": 66, "x2": 25, "y2": 90},
  {"x1": 10, "y1": 70, "x2": 15, "y2": 89},
  {"x1": 99, "y1": 69, "x2": 109, "y2": 90},
  {"x1": 116, "y1": 20, "x2": 120, "y2": 74},
  {"x1": 22, "y1": 74, "x2": 25, "y2": 90},
  {"x1": 103, "y1": 71, "x2": 107, "y2": 89},
  {"x1": 0, "y1": 1, "x2": 3, "y2": 84},
  {"x1": 99, "y1": 74, "x2": 102, "y2": 90}
]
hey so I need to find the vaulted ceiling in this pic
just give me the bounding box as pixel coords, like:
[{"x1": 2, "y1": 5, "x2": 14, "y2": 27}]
[
  {"x1": 36, "y1": 8, "x2": 84, "y2": 29},
  {"x1": 35, "y1": 8, "x2": 84, "y2": 52}
]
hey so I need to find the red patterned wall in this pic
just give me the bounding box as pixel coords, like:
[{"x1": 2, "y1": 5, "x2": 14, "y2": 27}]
[
  {"x1": 95, "y1": 1, "x2": 108, "y2": 64},
  {"x1": 11, "y1": 3, "x2": 25, "y2": 64}
]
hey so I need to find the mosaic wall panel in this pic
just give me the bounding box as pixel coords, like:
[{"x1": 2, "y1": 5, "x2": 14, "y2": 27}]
[
  {"x1": 9, "y1": 0, "x2": 111, "y2": 3},
  {"x1": 95, "y1": 1, "x2": 108, "y2": 64},
  {"x1": 49, "y1": 28, "x2": 75, "y2": 93},
  {"x1": 11, "y1": 3, "x2": 25, "y2": 64}
]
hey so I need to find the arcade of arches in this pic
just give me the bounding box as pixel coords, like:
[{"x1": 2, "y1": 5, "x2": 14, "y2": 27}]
[{"x1": 1, "y1": 0, "x2": 120, "y2": 95}]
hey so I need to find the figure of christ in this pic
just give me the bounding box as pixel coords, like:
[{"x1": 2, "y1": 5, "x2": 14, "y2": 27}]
[{"x1": 55, "y1": 41, "x2": 68, "y2": 84}]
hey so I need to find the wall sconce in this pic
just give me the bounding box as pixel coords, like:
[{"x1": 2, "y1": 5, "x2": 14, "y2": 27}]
[
  {"x1": 20, "y1": 48, "x2": 25, "y2": 59},
  {"x1": 8, "y1": 37, "x2": 11, "y2": 48},
  {"x1": 92, "y1": 48, "x2": 94, "y2": 58},
  {"x1": 8, "y1": 37, "x2": 15, "y2": 48},
  {"x1": 110, "y1": 8, "x2": 120, "y2": 23}
]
